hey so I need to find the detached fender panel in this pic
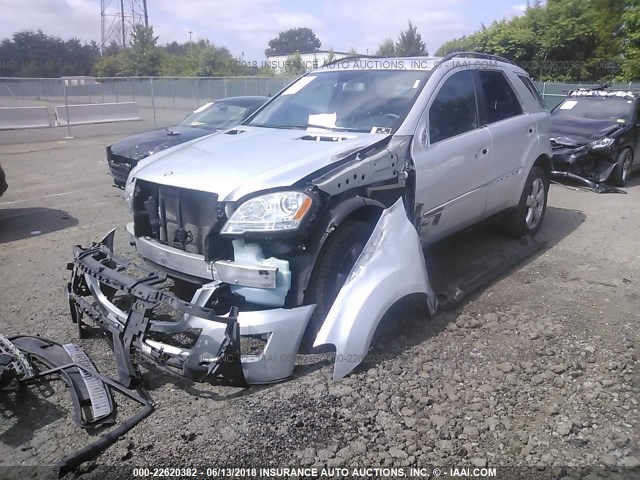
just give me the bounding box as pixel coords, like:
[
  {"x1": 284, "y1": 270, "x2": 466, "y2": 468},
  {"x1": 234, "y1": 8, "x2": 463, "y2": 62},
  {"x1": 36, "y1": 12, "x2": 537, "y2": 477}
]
[{"x1": 313, "y1": 198, "x2": 437, "y2": 381}]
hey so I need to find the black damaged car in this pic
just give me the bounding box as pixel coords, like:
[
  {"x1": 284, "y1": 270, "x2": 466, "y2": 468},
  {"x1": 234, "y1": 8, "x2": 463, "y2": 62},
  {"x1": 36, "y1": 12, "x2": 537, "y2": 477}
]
[
  {"x1": 107, "y1": 96, "x2": 268, "y2": 187},
  {"x1": 550, "y1": 89, "x2": 640, "y2": 189}
]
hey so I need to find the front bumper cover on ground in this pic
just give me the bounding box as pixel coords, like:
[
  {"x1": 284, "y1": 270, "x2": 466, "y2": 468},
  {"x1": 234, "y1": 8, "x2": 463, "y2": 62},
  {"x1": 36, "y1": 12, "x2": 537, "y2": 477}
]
[{"x1": 67, "y1": 232, "x2": 314, "y2": 387}]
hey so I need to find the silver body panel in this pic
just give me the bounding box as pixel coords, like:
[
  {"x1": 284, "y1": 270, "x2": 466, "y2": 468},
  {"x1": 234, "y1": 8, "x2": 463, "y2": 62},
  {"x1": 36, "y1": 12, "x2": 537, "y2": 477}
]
[{"x1": 313, "y1": 199, "x2": 437, "y2": 381}]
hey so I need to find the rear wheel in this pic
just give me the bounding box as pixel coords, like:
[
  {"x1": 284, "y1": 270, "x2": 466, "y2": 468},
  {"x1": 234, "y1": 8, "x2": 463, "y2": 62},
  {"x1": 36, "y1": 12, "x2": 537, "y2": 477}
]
[
  {"x1": 610, "y1": 148, "x2": 633, "y2": 187},
  {"x1": 301, "y1": 219, "x2": 375, "y2": 349},
  {"x1": 501, "y1": 166, "x2": 549, "y2": 238}
]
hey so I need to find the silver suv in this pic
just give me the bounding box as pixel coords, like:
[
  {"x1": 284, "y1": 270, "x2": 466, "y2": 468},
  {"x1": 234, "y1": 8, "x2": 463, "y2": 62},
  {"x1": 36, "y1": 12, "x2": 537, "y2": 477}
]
[{"x1": 69, "y1": 53, "x2": 551, "y2": 386}]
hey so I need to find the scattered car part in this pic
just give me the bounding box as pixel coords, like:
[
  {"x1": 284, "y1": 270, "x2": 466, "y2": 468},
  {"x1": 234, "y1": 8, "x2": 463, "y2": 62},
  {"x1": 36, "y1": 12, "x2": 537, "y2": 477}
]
[
  {"x1": 0, "y1": 334, "x2": 34, "y2": 388},
  {"x1": 0, "y1": 335, "x2": 154, "y2": 477},
  {"x1": 314, "y1": 199, "x2": 437, "y2": 381},
  {"x1": 9, "y1": 335, "x2": 115, "y2": 428}
]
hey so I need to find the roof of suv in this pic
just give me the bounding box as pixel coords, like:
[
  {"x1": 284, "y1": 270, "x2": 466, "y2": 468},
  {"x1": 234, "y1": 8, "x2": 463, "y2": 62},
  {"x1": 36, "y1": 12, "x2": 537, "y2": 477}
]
[{"x1": 314, "y1": 52, "x2": 525, "y2": 74}]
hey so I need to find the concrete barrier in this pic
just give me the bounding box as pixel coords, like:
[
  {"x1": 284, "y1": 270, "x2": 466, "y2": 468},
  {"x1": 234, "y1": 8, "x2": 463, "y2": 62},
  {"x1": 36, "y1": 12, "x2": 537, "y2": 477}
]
[
  {"x1": 0, "y1": 106, "x2": 51, "y2": 129},
  {"x1": 55, "y1": 102, "x2": 140, "y2": 126}
]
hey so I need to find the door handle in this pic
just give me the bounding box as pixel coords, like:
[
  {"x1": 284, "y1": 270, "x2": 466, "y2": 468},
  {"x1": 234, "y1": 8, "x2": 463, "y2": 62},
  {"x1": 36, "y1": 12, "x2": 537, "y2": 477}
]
[{"x1": 475, "y1": 147, "x2": 489, "y2": 159}]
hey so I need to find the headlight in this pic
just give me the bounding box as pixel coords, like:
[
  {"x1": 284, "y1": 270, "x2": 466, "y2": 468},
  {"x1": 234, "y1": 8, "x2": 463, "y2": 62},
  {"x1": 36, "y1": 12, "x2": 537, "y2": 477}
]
[
  {"x1": 123, "y1": 175, "x2": 136, "y2": 211},
  {"x1": 588, "y1": 137, "x2": 614, "y2": 149},
  {"x1": 221, "y1": 191, "x2": 313, "y2": 235}
]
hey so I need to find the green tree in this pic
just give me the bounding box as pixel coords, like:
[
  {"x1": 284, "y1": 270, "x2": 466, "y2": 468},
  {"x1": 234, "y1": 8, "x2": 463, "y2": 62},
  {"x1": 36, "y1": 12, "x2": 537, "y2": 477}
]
[
  {"x1": 395, "y1": 21, "x2": 427, "y2": 56},
  {"x1": 284, "y1": 52, "x2": 307, "y2": 75},
  {"x1": 621, "y1": 1, "x2": 640, "y2": 80},
  {"x1": 0, "y1": 30, "x2": 98, "y2": 77},
  {"x1": 376, "y1": 38, "x2": 396, "y2": 56},
  {"x1": 265, "y1": 27, "x2": 321, "y2": 56}
]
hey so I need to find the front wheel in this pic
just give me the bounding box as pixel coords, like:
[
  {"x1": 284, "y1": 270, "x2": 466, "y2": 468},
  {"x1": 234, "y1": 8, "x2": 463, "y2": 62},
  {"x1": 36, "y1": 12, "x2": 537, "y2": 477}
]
[
  {"x1": 301, "y1": 219, "x2": 375, "y2": 349},
  {"x1": 501, "y1": 166, "x2": 549, "y2": 238},
  {"x1": 609, "y1": 148, "x2": 633, "y2": 187}
]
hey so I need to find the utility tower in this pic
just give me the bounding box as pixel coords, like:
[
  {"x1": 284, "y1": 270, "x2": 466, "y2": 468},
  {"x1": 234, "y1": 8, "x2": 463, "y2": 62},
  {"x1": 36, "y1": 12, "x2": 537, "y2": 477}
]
[{"x1": 100, "y1": 0, "x2": 149, "y2": 52}]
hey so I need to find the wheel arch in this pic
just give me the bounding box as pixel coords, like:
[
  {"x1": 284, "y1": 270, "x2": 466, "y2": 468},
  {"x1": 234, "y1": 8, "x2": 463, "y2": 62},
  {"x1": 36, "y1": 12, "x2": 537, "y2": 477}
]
[
  {"x1": 533, "y1": 153, "x2": 552, "y2": 181},
  {"x1": 288, "y1": 196, "x2": 386, "y2": 306}
]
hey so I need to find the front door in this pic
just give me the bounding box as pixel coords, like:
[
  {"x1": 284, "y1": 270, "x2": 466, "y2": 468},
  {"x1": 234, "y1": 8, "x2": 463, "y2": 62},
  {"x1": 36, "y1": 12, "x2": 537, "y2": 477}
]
[{"x1": 412, "y1": 69, "x2": 491, "y2": 244}]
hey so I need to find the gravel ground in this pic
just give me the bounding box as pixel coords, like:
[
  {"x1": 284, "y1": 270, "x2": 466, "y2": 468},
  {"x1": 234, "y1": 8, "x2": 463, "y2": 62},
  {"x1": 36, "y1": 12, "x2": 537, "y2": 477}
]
[{"x1": 0, "y1": 133, "x2": 638, "y2": 479}]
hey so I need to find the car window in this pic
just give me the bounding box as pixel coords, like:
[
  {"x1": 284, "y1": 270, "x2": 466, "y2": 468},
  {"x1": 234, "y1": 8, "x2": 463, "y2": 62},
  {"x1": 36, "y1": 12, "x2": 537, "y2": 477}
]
[
  {"x1": 477, "y1": 70, "x2": 523, "y2": 123},
  {"x1": 428, "y1": 70, "x2": 479, "y2": 144},
  {"x1": 517, "y1": 75, "x2": 546, "y2": 109}
]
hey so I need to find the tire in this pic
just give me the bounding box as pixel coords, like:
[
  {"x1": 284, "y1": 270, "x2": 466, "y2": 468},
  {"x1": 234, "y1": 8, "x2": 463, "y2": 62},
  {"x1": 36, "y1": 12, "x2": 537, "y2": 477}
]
[
  {"x1": 501, "y1": 166, "x2": 549, "y2": 238},
  {"x1": 609, "y1": 148, "x2": 633, "y2": 187},
  {"x1": 301, "y1": 219, "x2": 375, "y2": 349}
]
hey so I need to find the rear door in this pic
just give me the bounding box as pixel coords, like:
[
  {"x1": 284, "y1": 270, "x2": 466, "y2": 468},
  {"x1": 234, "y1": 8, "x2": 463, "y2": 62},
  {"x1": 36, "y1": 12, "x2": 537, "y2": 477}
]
[
  {"x1": 412, "y1": 69, "x2": 492, "y2": 244},
  {"x1": 476, "y1": 69, "x2": 537, "y2": 215}
]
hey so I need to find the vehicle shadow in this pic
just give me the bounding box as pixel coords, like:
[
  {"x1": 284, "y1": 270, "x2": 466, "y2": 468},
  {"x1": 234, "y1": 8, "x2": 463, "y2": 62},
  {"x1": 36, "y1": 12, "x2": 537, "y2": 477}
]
[
  {"x1": 350, "y1": 205, "x2": 587, "y2": 377},
  {"x1": 139, "y1": 355, "x2": 332, "y2": 400},
  {"x1": 0, "y1": 207, "x2": 78, "y2": 244}
]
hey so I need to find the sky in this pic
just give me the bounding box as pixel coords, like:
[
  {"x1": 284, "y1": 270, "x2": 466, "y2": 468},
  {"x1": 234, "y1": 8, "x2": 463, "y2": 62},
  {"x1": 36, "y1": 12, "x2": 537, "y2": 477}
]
[{"x1": 0, "y1": 0, "x2": 527, "y2": 59}]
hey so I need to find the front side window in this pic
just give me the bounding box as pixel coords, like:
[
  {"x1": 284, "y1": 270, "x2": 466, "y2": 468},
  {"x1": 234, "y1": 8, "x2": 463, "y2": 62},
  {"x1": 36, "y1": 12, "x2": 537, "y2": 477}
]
[
  {"x1": 247, "y1": 69, "x2": 429, "y2": 133},
  {"x1": 429, "y1": 70, "x2": 479, "y2": 143},
  {"x1": 478, "y1": 70, "x2": 523, "y2": 123}
]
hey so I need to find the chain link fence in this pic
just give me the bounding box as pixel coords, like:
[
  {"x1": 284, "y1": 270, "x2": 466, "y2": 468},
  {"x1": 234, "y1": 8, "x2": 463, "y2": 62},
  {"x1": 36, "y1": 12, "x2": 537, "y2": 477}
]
[
  {"x1": 1, "y1": 77, "x2": 640, "y2": 138},
  {"x1": 0, "y1": 76, "x2": 294, "y2": 137}
]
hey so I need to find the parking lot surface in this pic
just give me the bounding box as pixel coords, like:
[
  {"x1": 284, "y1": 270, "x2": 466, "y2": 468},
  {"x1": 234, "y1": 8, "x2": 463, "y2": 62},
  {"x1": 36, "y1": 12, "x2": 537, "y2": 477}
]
[{"x1": 0, "y1": 132, "x2": 638, "y2": 475}]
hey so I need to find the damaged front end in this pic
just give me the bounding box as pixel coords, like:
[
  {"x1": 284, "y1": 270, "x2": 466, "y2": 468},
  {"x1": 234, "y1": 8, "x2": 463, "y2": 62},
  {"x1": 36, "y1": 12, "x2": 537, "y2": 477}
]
[
  {"x1": 550, "y1": 139, "x2": 626, "y2": 194},
  {"x1": 67, "y1": 196, "x2": 438, "y2": 386},
  {"x1": 67, "y1": 230, "x2": 315, "y2": 387}
]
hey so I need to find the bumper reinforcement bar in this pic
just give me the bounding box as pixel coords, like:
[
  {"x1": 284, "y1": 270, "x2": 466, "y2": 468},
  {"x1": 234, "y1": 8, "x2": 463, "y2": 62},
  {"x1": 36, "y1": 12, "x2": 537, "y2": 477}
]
[{"x1": 67, "y1": 231, "x2": 247, "y2": 388}]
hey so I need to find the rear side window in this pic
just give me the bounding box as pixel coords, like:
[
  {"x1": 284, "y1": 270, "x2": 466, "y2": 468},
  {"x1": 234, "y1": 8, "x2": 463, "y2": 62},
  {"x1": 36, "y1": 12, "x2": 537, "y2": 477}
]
[
  {"x1": 517, "y1": 74, "x2": 546, "y2": 109},
  {"x1": 477, "y1": 70, "x2": 523, "y2": 123},
  {"x1": 429, "y1": 70, "x2": 479, "y2": 143}
]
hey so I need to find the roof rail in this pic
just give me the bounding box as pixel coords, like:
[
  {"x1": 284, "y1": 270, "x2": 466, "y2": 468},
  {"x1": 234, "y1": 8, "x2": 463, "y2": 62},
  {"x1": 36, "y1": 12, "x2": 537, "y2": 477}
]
[{"x1": 438, "y1": 51, "x2": 514, "y2": 66}]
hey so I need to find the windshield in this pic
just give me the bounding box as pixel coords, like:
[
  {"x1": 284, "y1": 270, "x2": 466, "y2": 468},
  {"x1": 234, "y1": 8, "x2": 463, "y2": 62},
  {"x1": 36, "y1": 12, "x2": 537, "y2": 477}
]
[
  {"x1": 247, "y1": 70, "x2": 429, "y2": 133},
  {"x1": 552, "y1": 97, "x2": 634, "y2": 124},
  {"x1": 180, "y1": 102, "x2": 250, "y2": 130}
]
